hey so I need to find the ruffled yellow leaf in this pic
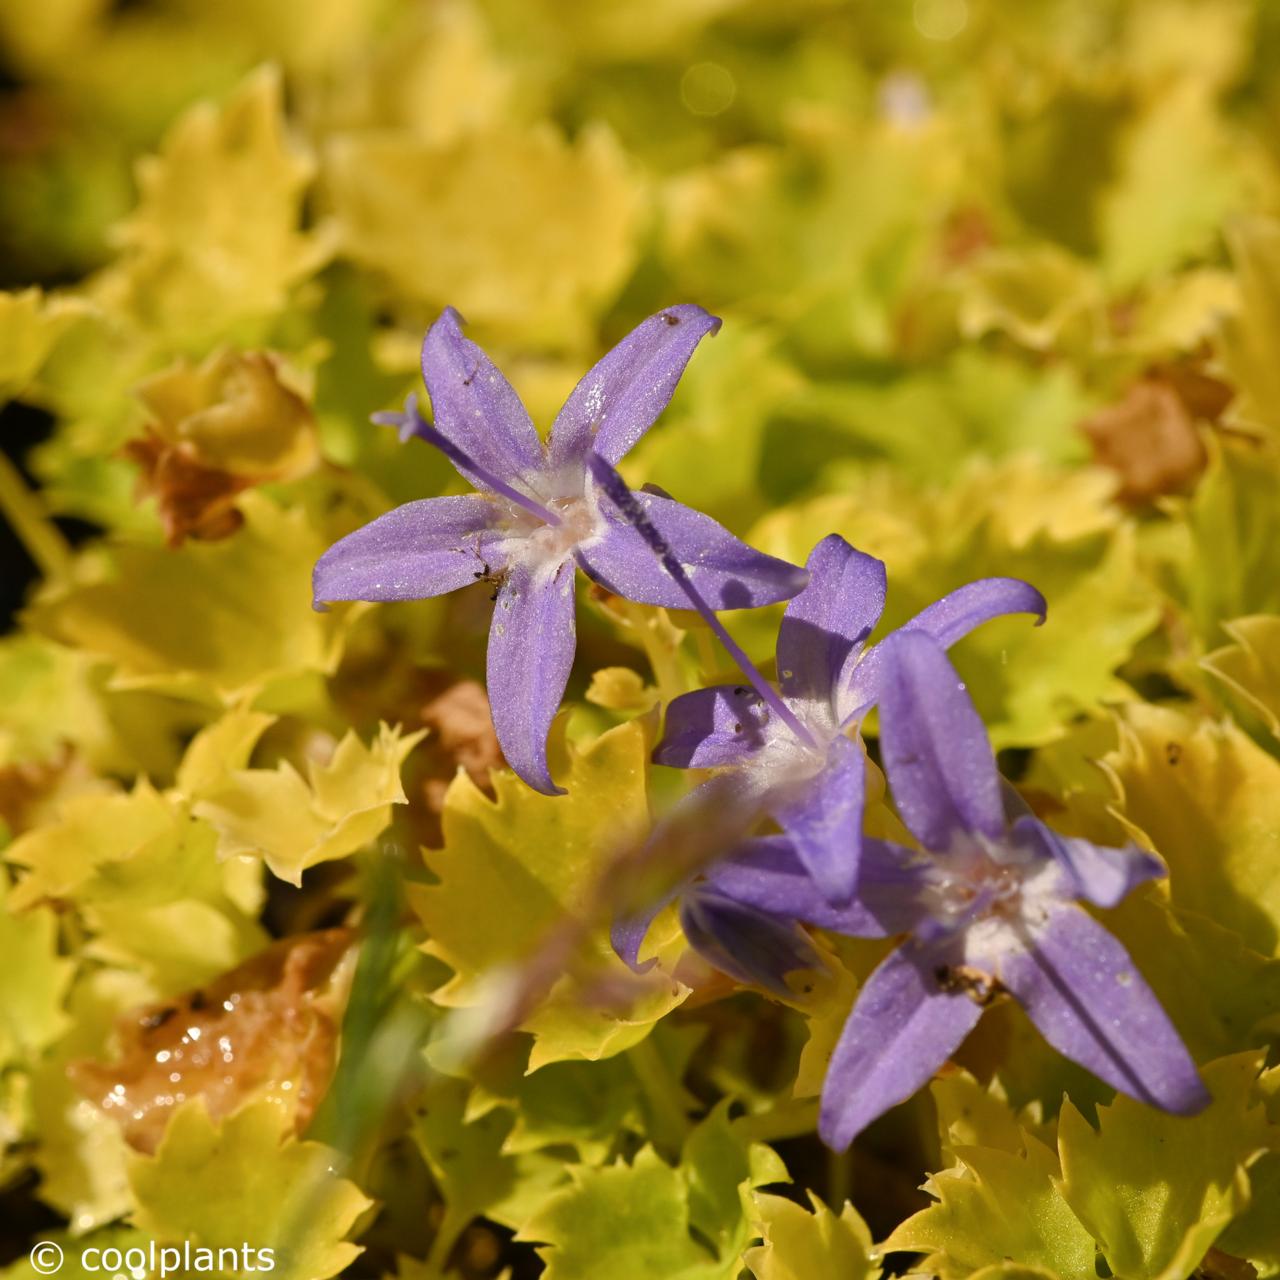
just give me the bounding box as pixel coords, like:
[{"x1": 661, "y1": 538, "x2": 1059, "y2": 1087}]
[
  {"x1": 1057, "y1": 1054, "x2": 1273, "y2": 1280},
  {"x1": 663, "y1": 114, "x2": 959, "y2": 360},
  {"x1": 314, "y1": 1, "x2": 511, "y2": 142},
  {"x1": 743, "y1": 1189, "x2": 879, "y2": 1280},
  {"x1": 192, "y1": 723, "x2": 422, "y2": 885},
  {"x1": 0, "y1": 289, "x2": 92, "y2": 402},
  {"x1": 1219, "y1": 216, "x2": 1280, "y2": 438},
  {"x1": 518, "y1": 1105, "x2": 783, "y2": 1280},
  {"x1": 584, "y1": 668, "x2": 658, "y2": 716},
  {"x1": 134, "y1": 348, "x2": 318, "y2": 479},
  {"x1": 1203, "y1": 615, "x2": 1280, "y2": 738},
  {"x1": 174, "y1": 706, "x2": 277, "y2": 801},
  {"x1": 128, "y1": 1098, "x2": 372, "y2": 1280},
  {"x1": 884, "y1": 1130, "x2": 1095, "y2": 1280},
  {"x1": 100, "y1": 66, "x2": 327, "y2": 351},
  {"x1": 1100, "y1": 86, "x2": 1244, "y2": 290},
  {"x1": 4, "y1": 780, "x2": 265, "y2": 991},
  {"x1": 412, "y1": 721, "x2": 689, "y2": 1068},
  {"x1": 0, "y1": 870, "x2": 73, "y2": 1067},
  {"x1": 1100, "y1": 895, "x2": 1280, "y2": 1064},
  {"x1": 929, "y1": 1070, "x2": 1028, "y2": 1163},
  {"x1": 5, "y1": 782, "x2": 208, "y2": 912},
  {"x1": 958, "y1": 246, "x2": 1103, "y2": 352},
  {"x1": 27, "y1": 494, "x2": 348, "y2": 704},
  {"x1": 1181, "y1": 440, "x2": 1280, "y2": 645},
  {"x1": 327, "y1": 122, "x2": 643, "y2": 340},
  {"x1": 1103, "y1": 703, "x2": 1280, "y2": 957},
  {"x1": 0, "y1": 635, "x2": 182, "y2": 778}
]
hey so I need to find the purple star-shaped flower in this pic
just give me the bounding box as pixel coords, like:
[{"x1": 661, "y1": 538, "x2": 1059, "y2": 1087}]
[
  {"x1": 702, "y1": 630, "x2": 1209, "y2": 1149},
  {"x1": 313, "y1": 305, "x2": 807, "y2": 794},
  {"x1": 651, "y1": 534, "x2": 1045, "y2": 904}
]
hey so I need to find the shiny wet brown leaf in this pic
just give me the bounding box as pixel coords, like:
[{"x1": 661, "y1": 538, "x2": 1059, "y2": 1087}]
[{"x1": 70, "y1": 928, "x2": 355, "y2": 1154}]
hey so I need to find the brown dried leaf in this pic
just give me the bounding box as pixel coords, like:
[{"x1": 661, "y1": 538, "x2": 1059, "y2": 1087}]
[
  {"x1": 1080, "y1": 368, "x2": 1214, "y2": 502},
  {"x1": 125, "y1": 348, "x2": 318, "y2": 547},
  {"x1": 0, "y1": 744, "x2": 93, "y2": 837},
  {"x1": 70, "y1": 928, "x2": 354, "y2": 1154},
  {"x1": 418, "y1": 678, "x2": 502, "y2": 818}
]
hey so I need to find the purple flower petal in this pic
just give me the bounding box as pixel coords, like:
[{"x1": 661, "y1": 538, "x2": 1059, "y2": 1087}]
[
  {"x1": 421, "y1": 308, "x2": 546, "y2": 490},
  {"x1": 844, "y1": 577, "x2": 1045, "y2": 717},
  {"x1": 998, "y1": 905, "x2": 1208, "y2": 1114},
  {"x1": 577, "y1": 491, "x2": 807, "y2": 610},
  {"x1": 902, "y1": 576, "x2": 1047, "y2": 648},
  {"x1": 772, "y1": 734, "x2": 866, "y2": 904},
  {"x1": 820, "y1": 942, "x2": 983, "y2": 1151},
  {"x1": 653, "y1": 684, "x2": 773, "y2": 769},
  {"x1": 777, "y1": 535, "x2": 886, "y2": 710},
  {"x1": 1011, "y1": 816, "x2": 1166, "y2": 909},
  {"x1": 312, "y1": 495, "x2": 502, "y2": 606},
  {"x1": 486, "y1": 559, "x2": 577, "y2": 795},
  {"x1": 702, "y1": 836, "x2": 928, "y2": 936},
  {"x1": 611, "y1": 877, "x2": 687, "y2": 973},
  {"x1": 548, "y1": 305, "x2": 722, "y2": 466},
  {"x1": 876, "y1": 631, "x2": 1004, "y2": 852},
  {"x1": 680, "y1": 888, "x2": 822, "y2": 998}
]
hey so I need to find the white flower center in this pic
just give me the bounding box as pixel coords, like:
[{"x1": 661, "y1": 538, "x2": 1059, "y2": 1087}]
[
  {"x1": 748, "y1": 698, "x2": 841, "y2": 790},
  {"x1": 493, "y1": 487, "x2": 606, "y2": 582},
  {"x1": 919, "y1": 837, "x2": 1061, "y2": 963}
]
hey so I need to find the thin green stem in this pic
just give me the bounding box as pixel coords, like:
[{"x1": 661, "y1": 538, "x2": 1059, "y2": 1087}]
[
  {"x1": 733, "y1": 1097, "x2": 819, "y2": 1145},
  {"x1": 627, "y1": 1035, "x2": 690, "y2": 1157},
  {"x1": 694, "y1": 627, "x2": 718, "y2": 681},
  {"x1": 0, "y1": 449, "x2": 71, "y2": 584},
  {"x1": 826, "y1": 1138, "x2": 854, "y2": 1210},
  {"x1": 623, "y1": 600, "x2": 687, "y2": 706}
]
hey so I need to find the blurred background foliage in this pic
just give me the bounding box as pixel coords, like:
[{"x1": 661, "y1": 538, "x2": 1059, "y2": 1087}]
[{"x1": 3, "y1": 1, "x2": 1280, "y2": 1277}]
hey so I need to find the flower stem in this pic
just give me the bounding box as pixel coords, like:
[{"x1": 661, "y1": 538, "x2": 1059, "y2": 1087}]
[
  {"x1": 586, "y1": 453, "x2": 817, "y2": 749},
  {"x1": 373, "y1": 396, "x2": 561, "y2": 526},
  {"x1": 732, "y1": 1097, "x2": 820, "y2": 1145},
  {"x1": 0, "y1": 449, "x2": 71, "y2": 584},
  {"x1": 616, "y1": 599, "x2": 687, "y2": 705},
  {"x1": 627, "y1": 1035, "x2": 690, "y2": 1157}
]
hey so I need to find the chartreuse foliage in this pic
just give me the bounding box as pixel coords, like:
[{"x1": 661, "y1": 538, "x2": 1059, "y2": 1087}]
[
  {"x1": 518, "y1": 1105, "x2": 785, "y2": 1280},
  {"x1": 3, "y1": 0, "x2": 1280, "y2": 1277},
  {"x1": 1056, "y1": 1055, "x2": 1274, "y2": 1280},
  {"x1": 886, "y1": 1057, "x2": 1279, "y2": 1280},
  {"x1": 413, "y1": 720, "x2": 689, "y2": 1068},
  {"x1": 742, "y1": 1189, "x2": 879, "y2": 1280},
  {"x1": 129, "y1": 1099, "x2": 371, "y2": 1280}
]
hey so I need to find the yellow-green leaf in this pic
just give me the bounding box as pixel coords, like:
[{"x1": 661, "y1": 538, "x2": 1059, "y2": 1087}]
[
  {"x1": 1202, "y1": 615, "x2": 1280, "y2": 739},
  {"x1": 0, "y1": 870, "x2": 73, "y2": 1067},
  {"x1": 883, "y1": 1131, "x2": 1095, "y2": 1280},
  {"x1": 327, "y1": 122, "x2": 643, "y2": 341},
  {"x1": 129, "y1": 1098, "x2": 372, "y2": 1280},
  {"x1": 742, "y1": 1189, "x2": 879, "y2": 1280},
  {"x1": 1103, "y1": 703, "x2": 1280, "y2": 957},
  {"x1": 411, "y1": 721, "x2": 688, "y2": 1068},
  {"x1": 0, "y1": 289, "x2": 92, "y2": 403},
  {"x1": 102, "y1": 67, "x2": 327, "y2": 352},
  {"x1": 518, "y1": 1106, "x2": 783, "y2": 1280},
  {"x1": 1056, "y1": 1053, "x2": 1273, "y2": 1280},
  {"x1": 193, "y1": 723, "x2": 423, "y2": 885},
  {"x1": 27, "y1": 494, "x2": 349, "y2": 704},
  {"x1": 1220, "y1": 216, "x2": 1280, "y2": 439}
]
